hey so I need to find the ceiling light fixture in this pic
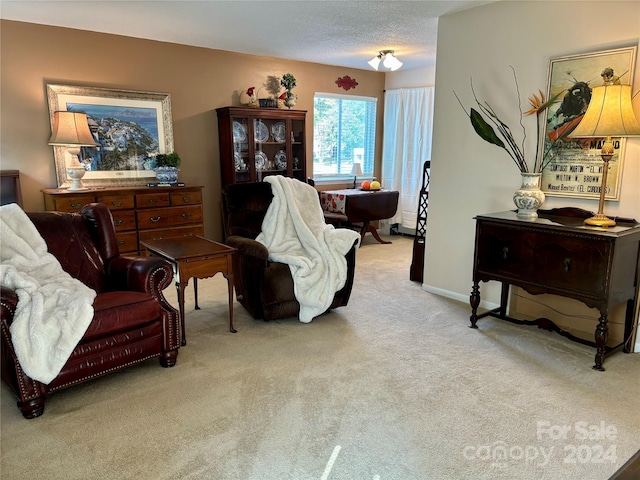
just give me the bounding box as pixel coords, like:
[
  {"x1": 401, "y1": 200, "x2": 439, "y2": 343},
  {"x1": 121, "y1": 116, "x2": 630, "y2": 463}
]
[{"x1": 368, "y1": 50, "x2": 403, "y2": 72}]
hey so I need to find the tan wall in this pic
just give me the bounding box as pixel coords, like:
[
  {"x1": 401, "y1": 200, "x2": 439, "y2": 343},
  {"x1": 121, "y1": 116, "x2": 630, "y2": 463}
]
[{"x1": 0, "y1": 20, "x2": 386, "y2": 241}]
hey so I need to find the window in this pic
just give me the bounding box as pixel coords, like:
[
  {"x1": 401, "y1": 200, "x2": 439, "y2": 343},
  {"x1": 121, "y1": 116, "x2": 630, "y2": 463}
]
[{"x1": 313, "y1": 93, "x2": 377, "y2": 181}]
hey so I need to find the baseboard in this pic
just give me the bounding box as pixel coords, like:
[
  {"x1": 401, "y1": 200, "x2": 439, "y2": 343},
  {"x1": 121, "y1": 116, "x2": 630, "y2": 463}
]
[{"x1": 422, "y1": 284, "x2": 499, "y2": 311}]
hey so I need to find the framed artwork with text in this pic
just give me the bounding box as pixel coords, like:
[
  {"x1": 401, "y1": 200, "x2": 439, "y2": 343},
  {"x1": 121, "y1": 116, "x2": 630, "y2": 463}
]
[{"x1": 540, "y1": 46, "x2": 637, "y2": 200}]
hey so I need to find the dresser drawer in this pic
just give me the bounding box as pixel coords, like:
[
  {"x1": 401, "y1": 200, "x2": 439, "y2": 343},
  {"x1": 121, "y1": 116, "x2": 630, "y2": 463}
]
[
  {"x1": 110, "y1": 210, "x2": 137, "y2": 232},
  {"x1": 115, "y1": 231, "x2": 139, "y2": 254},
  {"x1": 171, "y1": 190, "x2": 202, "y2": 206},
  {"x1": 136, "y1": 192, "x2": 171, "y2": 209},
  {"x1": 97, "y1": 193, "x2": 135, "y2": 210},
  {"x1": 43, "y1": 185, "x2": 204, "y2": 257},
  {"x1": 54, "y1": 194, "x2": 96, "y2": 212},
  {"x1": 137, "y1": 205, "x2": 203, "y2": 230},
  {"x1": 475, "y1": 223, "x2": 533, "y2": 277},
  {"x1": 532, "y1": 233, "x2": 610, "y2": 297}
]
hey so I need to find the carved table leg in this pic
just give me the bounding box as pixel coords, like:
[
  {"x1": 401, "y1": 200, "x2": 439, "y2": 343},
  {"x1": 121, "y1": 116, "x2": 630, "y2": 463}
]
[
  {"x1": 360, "y1": 222, "x2": 392, "y2": 245},
  {"x1": 176, "y1": 279, "x2": 187, "y2": 346},
  {"x1": 592, "y1": 312, "x2": 609, "y2": 371},
  {"x1": 225, "y1": 272, "x2": 237, "y2": 333},
  {"x1": 469, "y1": 282, "x2": 480, "y2": 328},
  {"x1": 194, "y1": 277, "x2": 200, "y2": 310}
]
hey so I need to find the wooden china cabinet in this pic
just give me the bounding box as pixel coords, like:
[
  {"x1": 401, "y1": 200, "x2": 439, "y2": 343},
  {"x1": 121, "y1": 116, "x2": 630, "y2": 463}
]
[{"x1": 216, "y1": 107, "x2": 306, "y2": 186}]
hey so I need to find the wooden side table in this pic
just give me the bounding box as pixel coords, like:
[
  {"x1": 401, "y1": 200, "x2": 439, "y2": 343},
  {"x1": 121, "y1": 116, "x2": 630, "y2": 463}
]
[{"x1": 141, "y1": 236, "x2": 237, "y2": 345}]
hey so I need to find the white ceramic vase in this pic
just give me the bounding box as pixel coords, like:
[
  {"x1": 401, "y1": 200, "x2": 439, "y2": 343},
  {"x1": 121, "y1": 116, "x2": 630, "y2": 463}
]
[
  {"x1": 513, "y1": 172, "x2": 545, "y2": 219},
  {"x1": 284, "y1": 91, "x2": 297, "y2": 109}
]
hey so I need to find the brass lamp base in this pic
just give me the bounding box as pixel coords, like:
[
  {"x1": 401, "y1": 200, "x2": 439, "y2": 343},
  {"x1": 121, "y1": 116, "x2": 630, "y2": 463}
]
[
  {"x1": 583, "y1": 139, "x2": 615, "y2": 229},
  {"x1": 584, "y1": 213, "x2": 616, "y2": 228}
]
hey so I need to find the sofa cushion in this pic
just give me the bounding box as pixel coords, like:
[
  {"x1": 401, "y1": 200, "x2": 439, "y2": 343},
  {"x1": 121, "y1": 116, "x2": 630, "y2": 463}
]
[{"x1": 83, "y1": 291, "x2": 160, "y2": 340}]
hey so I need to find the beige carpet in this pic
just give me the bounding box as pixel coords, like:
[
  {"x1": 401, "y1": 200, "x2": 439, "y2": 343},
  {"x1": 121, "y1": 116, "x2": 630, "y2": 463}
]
[{"x1": 2, "y1": 234, "x2": 639, "y2": 480}]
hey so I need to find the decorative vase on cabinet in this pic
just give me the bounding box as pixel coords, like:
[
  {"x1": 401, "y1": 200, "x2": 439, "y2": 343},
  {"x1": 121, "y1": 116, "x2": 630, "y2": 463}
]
[
  {"x1": 513, "y1": 172, "x2": 545, "y2": 219},
  {"x1": 216, "y1": 106, "x2": 306, "y2": 187}
]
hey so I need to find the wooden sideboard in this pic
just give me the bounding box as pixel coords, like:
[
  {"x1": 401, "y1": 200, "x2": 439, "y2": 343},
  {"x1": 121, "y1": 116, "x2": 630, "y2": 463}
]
[
  {"x1": 469, "y1": 208, "x2": 640, "y2": 371},
  {"x1": 42, "y1": 185, "x2": 204, "y2": 255}
]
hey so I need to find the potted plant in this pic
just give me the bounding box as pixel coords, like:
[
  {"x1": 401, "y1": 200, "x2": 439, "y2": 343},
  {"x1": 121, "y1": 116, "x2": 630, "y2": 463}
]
[
  {"x1": 154, "y1": 152, "x2": 181, "y2": 183},
  {"x1": 280, "y1": 73, "x2": 297, "y2": 108}
]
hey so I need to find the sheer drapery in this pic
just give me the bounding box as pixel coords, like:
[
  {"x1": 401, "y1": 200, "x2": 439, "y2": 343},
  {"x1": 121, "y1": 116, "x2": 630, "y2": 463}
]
[{"x1": 381, "y1": 87, "x2": 434, "y2": 231}]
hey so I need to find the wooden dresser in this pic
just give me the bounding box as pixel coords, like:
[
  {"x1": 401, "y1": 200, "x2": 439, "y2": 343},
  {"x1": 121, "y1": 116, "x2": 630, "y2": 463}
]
[
  {"x1": 469, "y1": 208, "x2": 640, "y2": 371},
  {"x1": 42, "y1": 185, "x2": 204, "y2": 255}
]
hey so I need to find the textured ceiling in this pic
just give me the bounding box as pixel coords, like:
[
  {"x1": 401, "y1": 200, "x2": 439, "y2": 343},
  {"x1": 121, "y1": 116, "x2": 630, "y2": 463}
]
[{"x1": 0, "y1": 0, "x2": 493, "y2": 71}]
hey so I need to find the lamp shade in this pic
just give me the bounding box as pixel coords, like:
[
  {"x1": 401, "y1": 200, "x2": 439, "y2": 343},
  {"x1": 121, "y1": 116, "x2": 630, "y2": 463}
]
[
  {"x1": 569, "y1": 85, "x2": 640, "y2": 138},
  {"x1": 48, "y1": 111, "x2": 98, "y2": 146},
  {"x1": 382, "y1": 52, "x2": 403, "y2": 71},
  {"x1": 351, "y1": 162, "x2": 363, "y2": 176},
  {"x1": 368, "y1": 55, "x2": 381, "y2": 70}
]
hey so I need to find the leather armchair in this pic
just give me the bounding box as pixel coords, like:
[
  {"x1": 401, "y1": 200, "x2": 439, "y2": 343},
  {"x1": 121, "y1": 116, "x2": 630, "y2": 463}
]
[
  {"x1": 221, "y1": 182, "x2": 357, "y2": 321},
  {"x1": 1, "y1": 203, "x2": 180, "y2": 419}
]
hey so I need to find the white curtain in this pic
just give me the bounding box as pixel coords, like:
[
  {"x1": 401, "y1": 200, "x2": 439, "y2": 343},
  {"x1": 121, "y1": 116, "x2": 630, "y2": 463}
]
[{"x1": 380, "y1": 87, "x2": 434, "y2": 231}]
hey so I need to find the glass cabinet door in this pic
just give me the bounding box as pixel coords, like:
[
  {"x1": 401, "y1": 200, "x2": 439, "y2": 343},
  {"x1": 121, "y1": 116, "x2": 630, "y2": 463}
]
[
  {"x1": 290, "y1": 118, "x2": 305, "y2": 182},
  {"x1": 253, "y1": 116, "x2": 287, "y2": 181},
  {"x1": 216, "y1": 106, "x2": 306, "y2": 186},
  {"x1": 231, "y1": 116, "x2": 250, "y2": 183}
]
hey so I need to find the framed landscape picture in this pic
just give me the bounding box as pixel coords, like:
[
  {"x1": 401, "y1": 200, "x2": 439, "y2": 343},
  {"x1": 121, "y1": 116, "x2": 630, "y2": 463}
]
[
  {"x1": 540, "y1": 46, "x2": 637, "y2": 200},
  {"x1": 46, "y1": 84, "x2": 174, "y2": 188}
]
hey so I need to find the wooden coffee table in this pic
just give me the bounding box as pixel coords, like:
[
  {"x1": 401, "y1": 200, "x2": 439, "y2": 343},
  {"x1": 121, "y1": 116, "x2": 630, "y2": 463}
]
[{"x1": 141, "y1": 236, "x2": 237, "y2": 345}]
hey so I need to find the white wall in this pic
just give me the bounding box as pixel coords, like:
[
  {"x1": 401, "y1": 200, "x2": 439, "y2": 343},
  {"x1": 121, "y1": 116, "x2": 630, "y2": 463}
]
[
  {"x1": 385, "y1": 65, "x2": 436, "y2": 89},
  {"x1": 424, "y1": 1, "x2": 640, "y2": 344}
]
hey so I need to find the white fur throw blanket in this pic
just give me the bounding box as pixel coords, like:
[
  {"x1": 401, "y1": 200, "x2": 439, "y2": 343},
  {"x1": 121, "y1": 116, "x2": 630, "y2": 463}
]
[
  {"x1": 256, "y1": 176, "x2": 360, "y2": 323},
  {"x1": 0, "y1": 203, "x2": 96, "y2": 384}
]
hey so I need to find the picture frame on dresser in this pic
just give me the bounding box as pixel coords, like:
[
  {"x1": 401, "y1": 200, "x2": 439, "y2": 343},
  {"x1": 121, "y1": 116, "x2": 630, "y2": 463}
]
[
  {"x1": 540, "y1": 46, "x2": 636, "y2": 200},
  {"x1": 46, "y1": 84, "x2": 174, "y2": 188}
]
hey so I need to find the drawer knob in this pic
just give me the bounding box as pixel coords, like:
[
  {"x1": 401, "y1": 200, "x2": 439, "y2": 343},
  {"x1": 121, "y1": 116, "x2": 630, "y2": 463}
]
[
  {"x1": 564, "y1": 258, "x2": 571, "y2": 272},
  {"x1": 183, "y1": 196, "x2": 191, "y2": 202},
  {"x1": 181, "y1": 212, "x2": 192, "y2": 219},
  {"x1": 117, "y1": 240, "x2": 125, "y2": 246},
  {"x1": 150, "y1": 216, "x2": 161, "y2": 223},
  {"x1": 71, "y1": 202, "x2": 82, "y2": 208},
  {"x1": 111, "y1": 200, "x2": 122, "y2": 207},
  {"x1": 502, "y1": 247, "x2": 509, "y2": 260},
  {"x1": 148, "y1": 198, "x2": 158, "y2": 204},
  {"x1": 113, "y1": 219, "x2": 123, "y2": 226}
]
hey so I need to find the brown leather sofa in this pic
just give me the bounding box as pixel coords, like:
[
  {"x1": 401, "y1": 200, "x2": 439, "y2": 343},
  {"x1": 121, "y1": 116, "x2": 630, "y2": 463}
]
[
  {"x1": 1, "y1": 203, "x2": 181, "y2": 419},
  {"x1": 221, "y1": 182, "x2": 357, "y2": 321}
]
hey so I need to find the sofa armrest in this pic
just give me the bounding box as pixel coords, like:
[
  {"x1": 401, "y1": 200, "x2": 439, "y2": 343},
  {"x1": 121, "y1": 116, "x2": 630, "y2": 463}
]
[
  {"x1": 1, "y1": 285, "x2": 18, "y2": 328},
  {"x1": 107, "y1": 256, "x2": 174, "y2": 295},
  {"x1": 225, "y1": 235, "x2": 269, "y2": 263}
]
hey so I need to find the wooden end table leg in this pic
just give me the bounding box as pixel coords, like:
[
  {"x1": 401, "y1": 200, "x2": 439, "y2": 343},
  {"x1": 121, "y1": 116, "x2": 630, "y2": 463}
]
[
  {"x1": 176, "y1": 279, "x2": 187, "y2": 346},
  {"x1": 193, "y1": 277, "x2": 200, "y2": 310},
  {"x1": 226, "y1": 273, "x2": 237, "y2": 333}
]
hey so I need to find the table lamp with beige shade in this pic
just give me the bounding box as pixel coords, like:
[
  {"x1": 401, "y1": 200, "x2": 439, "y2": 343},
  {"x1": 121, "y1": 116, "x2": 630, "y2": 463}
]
[
  {"x1": 568, "y1": 84, "x2": 640, "y2": 227},
  {"x1": 48, "y1": 111, "x2": 99, "y2": 191}
]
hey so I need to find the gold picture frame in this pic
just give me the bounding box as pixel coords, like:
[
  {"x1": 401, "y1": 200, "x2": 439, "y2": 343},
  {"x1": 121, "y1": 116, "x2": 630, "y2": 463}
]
[{"x1": 46, "y1": 84, "x2": 174, "y2": 188}]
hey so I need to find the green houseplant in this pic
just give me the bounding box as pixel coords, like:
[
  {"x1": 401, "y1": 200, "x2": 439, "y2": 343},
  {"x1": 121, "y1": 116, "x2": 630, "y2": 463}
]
[{"x1": 155, "y1": 152, "x2": 181, "y2": 168}]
